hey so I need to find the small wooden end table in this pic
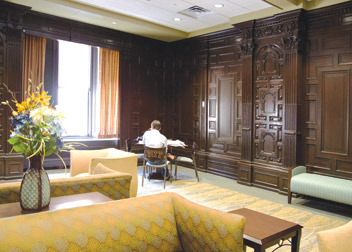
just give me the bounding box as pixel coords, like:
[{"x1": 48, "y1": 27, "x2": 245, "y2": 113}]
[
  {"x1": 0, "y1": 192, "x2": 112, "y2": 218},
  {"x1": 229, "y1": 208, "x2": 303, "y2": 252}
]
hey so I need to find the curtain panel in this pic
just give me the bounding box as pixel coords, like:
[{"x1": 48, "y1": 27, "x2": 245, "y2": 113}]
[
  {"x1": 22, "y1": 35, "x2": 46, "y2": 98},
  {"x1": 98, "y1": 48, "x2": 119, "y2": 138}
]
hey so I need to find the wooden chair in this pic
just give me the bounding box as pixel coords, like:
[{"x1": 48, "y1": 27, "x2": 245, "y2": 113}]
[
  {"x1": 125, "y1": 138, "x2": 144, "y2": 161},
  {"x1": 174, "y1": 142, "x2": 199, "y2": 182},
  {"x1": 125, "y1": 138, "x2": 132, "y2": 152},
  {"x1": 142, "y1": 146, "x2": 172, "y2": 189}
]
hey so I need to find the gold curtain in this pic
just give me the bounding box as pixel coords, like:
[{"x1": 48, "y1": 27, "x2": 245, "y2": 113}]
[
  {"x1": 98, "y1": 48, "x2": 119, "y2": 138},
  {"x1": 22, "y1": 35, "x2": 46, "y2": 98}
]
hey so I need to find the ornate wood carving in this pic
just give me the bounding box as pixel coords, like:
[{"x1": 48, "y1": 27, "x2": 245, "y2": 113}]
[
  {"x1": 253, "y1": 44, "x2": 284, "y2": 165},
  {"x1": 235, "y1": 21, "x2": 255, "y2": 168}
]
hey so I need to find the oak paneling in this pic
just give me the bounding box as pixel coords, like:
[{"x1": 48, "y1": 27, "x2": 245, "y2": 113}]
[
  {"x1": 321, "y1": 70, "x2": 349, "y2": 155},
  {"x1": 304, "y1": 3, "x2": 352, "y2": 179}
]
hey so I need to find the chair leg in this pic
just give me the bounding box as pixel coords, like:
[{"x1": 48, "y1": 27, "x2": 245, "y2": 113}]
[
  {"x1": 163, "y1": 167, "x2": 166, "y2": 189},
  {"x1": 169, "y1": 163, "x2": 172, "y2": 183},
  {"x1": 194, "y1": 163, "x2": 199, "y2": 182},
  {"x1": 142, "y1": 165, "x2": 145, "y2": 187},
  {"x1": 175, "y1": 162, "x2": 178, "y2": 181}
]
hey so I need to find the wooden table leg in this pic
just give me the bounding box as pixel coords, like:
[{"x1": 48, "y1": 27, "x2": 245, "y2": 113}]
[{"x1": 291, "y1": 229, "x2": 302, "y2": 252}]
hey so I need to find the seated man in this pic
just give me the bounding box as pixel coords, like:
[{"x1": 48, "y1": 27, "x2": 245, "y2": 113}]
[{"x1": 143, "y1": 120, "x2": 172, "y2": 178}]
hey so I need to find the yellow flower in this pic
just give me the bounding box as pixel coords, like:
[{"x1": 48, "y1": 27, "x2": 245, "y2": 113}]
[
  {"x1": 38, "y1": 91, "x2": 51, "y2": 106},
  {"x1": 12, "y1": 111, "x2": 18, "y2": 116},
  {"x1": 16, "y1": 101, "x2": 28, "y2": 113},
  {"x1": 30, "y1": 93, "x2": 39, "y2": 102}
]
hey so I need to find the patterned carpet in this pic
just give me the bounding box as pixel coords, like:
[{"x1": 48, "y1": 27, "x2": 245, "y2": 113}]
[{"x1": 138, "y1": 178, "x2": 347, "y2": 252}]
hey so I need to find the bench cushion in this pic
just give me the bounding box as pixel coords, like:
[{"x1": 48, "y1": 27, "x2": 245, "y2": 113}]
[{"x1": 291, "y1": 173, "x2": 352, "y2": 205}]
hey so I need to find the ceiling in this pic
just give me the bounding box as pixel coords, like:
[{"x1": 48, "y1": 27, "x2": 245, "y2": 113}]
[{"x1": 4, "y1": 0, "x2": 350, "y2": 42}]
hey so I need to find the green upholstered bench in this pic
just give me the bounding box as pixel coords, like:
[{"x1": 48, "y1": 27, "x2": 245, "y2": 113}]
[{"x1": 288, "y1": 166, "x2": 352, "y2": 206}]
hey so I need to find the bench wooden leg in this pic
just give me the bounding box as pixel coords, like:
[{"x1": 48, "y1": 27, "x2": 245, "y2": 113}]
[{"x1": 288, "y1": 191, "x2": 292, "y2": 204}]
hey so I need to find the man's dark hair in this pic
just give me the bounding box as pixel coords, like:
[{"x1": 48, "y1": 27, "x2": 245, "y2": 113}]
[{"x1": 151, "y1": 120, "x2": 161, "y2": 130}]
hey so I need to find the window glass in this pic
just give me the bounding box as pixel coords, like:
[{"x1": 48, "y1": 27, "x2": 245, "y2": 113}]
[{"x1": 58, "y1": 40, "x2": 91, "y2": 137}]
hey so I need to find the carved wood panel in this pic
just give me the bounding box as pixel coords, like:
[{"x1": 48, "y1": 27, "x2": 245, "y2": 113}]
[
  {"x1": 253, "y1": 44, "x2": 284, "y2": 164},
  {"x1": 304, "y1": 6, "x2": 352, "y2": 179},
  {"x1": 207, "y1": 36, "x2": 242, "y2": 155}
]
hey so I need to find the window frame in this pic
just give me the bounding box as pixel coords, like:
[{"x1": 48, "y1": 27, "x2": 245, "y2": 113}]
[{"x1": 44, "y1": 39, "x2": 100, "y2": 139}]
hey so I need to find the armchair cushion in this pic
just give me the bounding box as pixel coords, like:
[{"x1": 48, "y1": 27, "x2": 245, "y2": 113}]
[{"x1": 94, "y1": 163, "x2": 117, "y2": 174}]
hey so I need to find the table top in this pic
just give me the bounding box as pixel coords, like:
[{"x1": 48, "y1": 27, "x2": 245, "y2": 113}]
[
  {"x1": 229, "y1": 208, "x2": 303, "y2": 245},
  {"x1": 0, "y1": 192, "x2": 112, "y2": 218}
]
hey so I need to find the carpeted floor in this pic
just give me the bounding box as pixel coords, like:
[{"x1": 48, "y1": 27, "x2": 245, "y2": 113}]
[{"x1": 138, "y1": 177, "x2": 346, "y2": 252}]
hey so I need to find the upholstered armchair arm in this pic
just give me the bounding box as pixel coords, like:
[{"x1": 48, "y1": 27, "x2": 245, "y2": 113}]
[
  {"x1": 89, "y1": 152, "x2": 138, "y2": 197},
  {"x1": 0, "y1": 182, "x2": 22, "y2": 204},
  {"x1": 50, "y1": 173, "x2": 132, "y2": 200},
  {"x1": 171, "y1": 193, "x2": 245, "y2": 252},
  {"x1": 0, "y1": 173, "x2": 132, "y2": 204}
]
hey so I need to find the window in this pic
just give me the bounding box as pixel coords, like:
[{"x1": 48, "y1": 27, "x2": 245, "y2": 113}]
[{"x1": 58, "y1": 40, "x2": 100, "y2": 137}]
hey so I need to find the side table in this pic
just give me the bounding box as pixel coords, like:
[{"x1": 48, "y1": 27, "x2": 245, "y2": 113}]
[{"x1": 229, "y1": 208, "x2": 303, "y2": 252}]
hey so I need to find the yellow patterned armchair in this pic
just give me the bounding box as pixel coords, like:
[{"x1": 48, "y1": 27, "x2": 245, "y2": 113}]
[
  {"x1": 0, "y1": 172, "x2": 132, "y2": 204},
  {"x1": 0, "y1": 192, "x2": 245, "y2": 252},
  {"x1": 70, "y1": 148, "x2": 138, "y2": 197},
  {"x1": 317, "y1": 220, "x2": 352, "y2": 252}
]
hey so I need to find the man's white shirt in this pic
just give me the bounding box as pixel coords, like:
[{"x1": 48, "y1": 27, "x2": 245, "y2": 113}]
[{"x1": 142, "y1": 129, "x2": 168, "y2": 150}]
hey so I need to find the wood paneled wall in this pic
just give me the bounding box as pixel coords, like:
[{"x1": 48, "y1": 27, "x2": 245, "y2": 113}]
[
  {"x1": 0, "y1": 1, "x2": 351, "y2": 192},
  {"x1": 169, "y1": 2, "x2": 352, "y2": 193},
  {"x1": 304, "y1": 3, "x2": 352, "y2": 179}
]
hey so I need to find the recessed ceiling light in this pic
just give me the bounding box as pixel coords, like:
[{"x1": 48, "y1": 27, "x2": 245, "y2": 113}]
[
  {"x1": 173, "y1": 17, "x2": 182, "y2": 22},
  {"x1": 112, "y1": 21, "x2": 116, "y2": 24},
  {"x1": 214, "y1": 3, "x2": 224, "y2": 8}
]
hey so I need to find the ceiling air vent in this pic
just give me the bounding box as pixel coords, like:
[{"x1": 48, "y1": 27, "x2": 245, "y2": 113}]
[{"x1": 179, "y1": 6, "x2": 213, "y2": 19}]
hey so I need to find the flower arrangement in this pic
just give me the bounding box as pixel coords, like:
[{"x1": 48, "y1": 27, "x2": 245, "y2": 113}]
[{"x1": 1, "y1": 82, "x2": 82, "y2": 168}]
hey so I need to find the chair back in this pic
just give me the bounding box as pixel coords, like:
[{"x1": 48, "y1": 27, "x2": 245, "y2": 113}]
[
  {"x1": 144, "y1": 146, "x2": 167, "y2": 163},
  {"x1": 125, "y1": 138, "x2": 132, "y2": 152}
]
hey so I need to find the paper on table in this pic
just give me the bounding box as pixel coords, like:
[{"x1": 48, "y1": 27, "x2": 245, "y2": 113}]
[
  {"x1": 137, "y1": 140, "x2": 186, "y2": 148},
  {"x1": 167, "y1": 140, "x2": 186, "y2": 148}
]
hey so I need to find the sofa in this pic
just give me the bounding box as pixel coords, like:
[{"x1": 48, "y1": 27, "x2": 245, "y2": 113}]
[
  {"x1": 0, "y1": 192, "x2": 245, "y2": 252},
  {"x1": 70, "y1": 148, "x2": 138, "y2": 197},
  {"x1": 288, "y1": 166, "x2": 352, "y2": 205},
  {"x1": 0, "y1": 171, "x2": 132, "y2": 205}
]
